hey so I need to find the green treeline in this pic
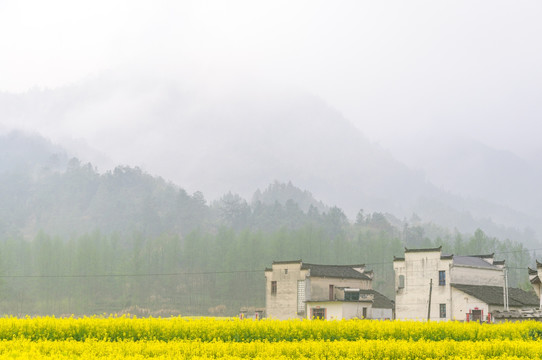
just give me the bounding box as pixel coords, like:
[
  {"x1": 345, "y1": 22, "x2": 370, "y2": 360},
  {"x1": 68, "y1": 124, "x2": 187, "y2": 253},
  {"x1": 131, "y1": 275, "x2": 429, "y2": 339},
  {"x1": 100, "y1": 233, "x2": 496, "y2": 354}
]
[
  {"x1": 0, "y1": 160, "x2": 534, "y2": 316},
  {"x1": 0, "y1": 224, "x2": 532, "y2": 317}
]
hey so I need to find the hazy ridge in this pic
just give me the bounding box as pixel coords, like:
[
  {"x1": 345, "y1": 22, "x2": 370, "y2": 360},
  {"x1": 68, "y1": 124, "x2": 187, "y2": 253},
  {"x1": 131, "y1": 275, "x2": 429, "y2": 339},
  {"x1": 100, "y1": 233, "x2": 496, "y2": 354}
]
[{"x1": 0, "y1": 76, "x2": 539, "y2": 246}]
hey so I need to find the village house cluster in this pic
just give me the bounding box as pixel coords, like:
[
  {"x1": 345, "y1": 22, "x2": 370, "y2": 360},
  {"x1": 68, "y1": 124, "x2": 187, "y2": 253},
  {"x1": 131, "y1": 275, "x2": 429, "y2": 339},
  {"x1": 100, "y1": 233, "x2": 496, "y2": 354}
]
[{"x1": 264, "y1": 246, "x2": 541, "y2": 322}]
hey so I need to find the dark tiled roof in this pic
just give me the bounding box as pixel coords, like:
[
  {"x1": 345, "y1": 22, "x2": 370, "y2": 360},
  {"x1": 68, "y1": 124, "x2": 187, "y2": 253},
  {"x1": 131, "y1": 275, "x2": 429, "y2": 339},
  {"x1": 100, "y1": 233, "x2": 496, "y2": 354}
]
[
  {"x1": 272, "y1": 260, "x2": 302, "y2": 265},
  {"x1": 360, "y1": 289, "x2": 394, "y2": 309},
  {"x1": 301, "y1": 263, "x2": 370, "y2": 280},
  {"x1": 405, "y1": 246, "x2": 442, "y2": 253},
  {"x1": 529, "y1": 267, "x2": 538, "y2": 276},
  {"x1": 493, "y1": 260, "x2": 505, "y2": 266},
  {"x1": 440, "y1": 254, "x2": 454, "y2": 260},
  {"x1": 393, "y1": 256, "x2": 405, "y2": 261},
  {"x1": 537, "y1": 260, "x2": 542, "y2": 268},
  {"x1": 453, "y1": 256, "x2": 500, "y2": 269},
  {"x1": 531, "y1": 276, "x2": 540, "y2": 285},
  {"x1": 466, "y1": 253, "x2": 494, "y2": 259},
  {"x1": 452, "y1": 284, "x2": 539, "y2": 307}
]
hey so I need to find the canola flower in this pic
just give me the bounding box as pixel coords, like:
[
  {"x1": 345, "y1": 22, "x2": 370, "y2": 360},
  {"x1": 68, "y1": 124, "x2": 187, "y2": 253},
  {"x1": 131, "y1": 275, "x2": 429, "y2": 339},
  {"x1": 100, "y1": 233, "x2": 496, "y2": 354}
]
[
  {"x1": 0, "y1": 338, "x2": 541, "y2": 359},
  {"x1": 0, "y1": 317, "x2": 541, "y2": 359}
]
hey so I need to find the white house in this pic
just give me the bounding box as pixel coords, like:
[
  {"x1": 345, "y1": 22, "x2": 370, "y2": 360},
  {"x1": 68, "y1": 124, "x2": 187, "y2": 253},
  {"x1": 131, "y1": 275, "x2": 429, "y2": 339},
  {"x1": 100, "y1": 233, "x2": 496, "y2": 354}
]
[
  {"x1": 265, "y1": 260, "x2": 393, "y2": 320},
  {"x1": 393, "y1": 246, "x2": 538, "y2": 322},
  {"x1": 529, "y1": 260, "x2": 542, "y2": 309}
]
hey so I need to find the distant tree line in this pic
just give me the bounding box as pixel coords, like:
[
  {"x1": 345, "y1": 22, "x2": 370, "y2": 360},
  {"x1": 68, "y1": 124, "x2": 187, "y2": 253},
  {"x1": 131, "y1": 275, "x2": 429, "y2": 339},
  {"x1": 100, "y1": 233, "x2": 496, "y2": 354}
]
[{"x1": 0, "y1": 159, "x2": 534, "y2": 316}]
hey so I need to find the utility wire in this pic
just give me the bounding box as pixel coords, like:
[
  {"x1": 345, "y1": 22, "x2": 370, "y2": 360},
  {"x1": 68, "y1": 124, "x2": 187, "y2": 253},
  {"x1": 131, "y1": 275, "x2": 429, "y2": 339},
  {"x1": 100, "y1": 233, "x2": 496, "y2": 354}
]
[
  {"x1": 3, "y1": 247, "x2": 541, "y2": 279},
  {"x1": 0, "y1": 269, "x2": 264, "y2": 279}
]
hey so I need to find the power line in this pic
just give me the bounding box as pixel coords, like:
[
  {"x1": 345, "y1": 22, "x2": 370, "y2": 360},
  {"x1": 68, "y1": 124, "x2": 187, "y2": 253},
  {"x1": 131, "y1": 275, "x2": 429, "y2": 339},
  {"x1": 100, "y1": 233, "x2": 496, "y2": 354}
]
[
  {"x1": 0, "y1": 269, "x2": 264, "y2": 279},
  {"x1": 3, "y1": 246, "x2": 541, "y2": 279}
]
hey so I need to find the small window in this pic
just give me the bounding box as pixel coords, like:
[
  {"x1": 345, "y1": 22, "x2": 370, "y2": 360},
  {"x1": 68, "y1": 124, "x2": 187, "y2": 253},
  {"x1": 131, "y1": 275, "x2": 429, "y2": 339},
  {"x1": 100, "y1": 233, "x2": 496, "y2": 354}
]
[
  {"x1": 329, "y1": 285, "x2": 334, "y2": 300},
  {"x1": 312, "y1": 308, "x2": 326, "y2": 320},
  {"x1": 440, "y1": 304, "x2": 446, "y2": 318},
  {"x1": 284, "y1": 269, "x2": 288, "y2": 274},
  {"x1": 439, "y1": 271, "x2": 446, "y2": 286},
  {"x1": 271, "y1": 281, "x2": 277, "y2": 295},
  {"x1": 398, "y1": 275, "x2": 405, "y2": 289},
  {"x1": 362, "y1": 307, "x2": 367, "y2": 319},
  {"x1": 297, "y1": 280, "x2": 306, "y2": 314},
  {"x1": 345, "y1": 290, "x2": 360, "y2": 301}
]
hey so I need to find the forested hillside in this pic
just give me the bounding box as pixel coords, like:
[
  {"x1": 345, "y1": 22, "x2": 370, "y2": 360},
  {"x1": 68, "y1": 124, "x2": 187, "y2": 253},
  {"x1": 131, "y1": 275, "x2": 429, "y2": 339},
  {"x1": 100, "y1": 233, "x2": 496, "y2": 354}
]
[
  {"x1": 0, "y1": 136, "x2": 534, "y2": 316},
  {"x1": 2, "y1": 79, "x2": 539, "y2": 248}
]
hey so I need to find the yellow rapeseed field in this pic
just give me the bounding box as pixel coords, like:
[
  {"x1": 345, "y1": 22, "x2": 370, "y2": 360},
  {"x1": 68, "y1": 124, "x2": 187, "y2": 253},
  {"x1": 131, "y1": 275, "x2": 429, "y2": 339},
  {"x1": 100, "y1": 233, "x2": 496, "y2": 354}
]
[{"x1": 0, "y1": 316, "x2": 540, "y2": 359}]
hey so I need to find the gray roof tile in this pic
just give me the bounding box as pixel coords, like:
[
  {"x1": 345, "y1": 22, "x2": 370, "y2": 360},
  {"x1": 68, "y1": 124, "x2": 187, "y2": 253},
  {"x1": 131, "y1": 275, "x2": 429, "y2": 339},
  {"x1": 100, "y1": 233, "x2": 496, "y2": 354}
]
[
  {"x1": 359, "y1": 289, "x2": 394, "y2": 309},
  {"x1": 301, "y1": 263, "x2": 370, "y2": 280},
  {"x1": 453, "y1": 256, "x2": 499, "y2": 269},
  {"x1": 452, "y1": 284, "x2": 539, "y2": 307}
]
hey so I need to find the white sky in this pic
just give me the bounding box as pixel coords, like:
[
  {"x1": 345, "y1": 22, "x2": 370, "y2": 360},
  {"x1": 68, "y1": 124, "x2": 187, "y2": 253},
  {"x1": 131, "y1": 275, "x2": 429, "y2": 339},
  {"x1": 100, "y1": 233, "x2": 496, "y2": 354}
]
[{"x1": 1, "y1": 0, "x2": 541, "y2": 157}]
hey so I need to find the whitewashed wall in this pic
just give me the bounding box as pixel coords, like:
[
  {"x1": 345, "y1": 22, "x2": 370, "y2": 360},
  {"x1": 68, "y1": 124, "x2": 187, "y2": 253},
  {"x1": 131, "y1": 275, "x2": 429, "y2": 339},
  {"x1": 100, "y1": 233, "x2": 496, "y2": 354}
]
[
  {"x1": 309, "y1": 277, "x2": 371, "y2": 302},
  {"x1": 451, "y1": 287, "x2": 489, "y2": 321},
  {"x1": 394, "y1": 250, "x2": 452, "y2": 321},
  {"x1": 451, "y1": 266, "x2": 504, "y2": 287},
  {"x1": 305, "y1": 301, "x2": 373, "y2": 320},
  {"x1": 265, "y1": 262, "x2": 308, "y2": 320}
]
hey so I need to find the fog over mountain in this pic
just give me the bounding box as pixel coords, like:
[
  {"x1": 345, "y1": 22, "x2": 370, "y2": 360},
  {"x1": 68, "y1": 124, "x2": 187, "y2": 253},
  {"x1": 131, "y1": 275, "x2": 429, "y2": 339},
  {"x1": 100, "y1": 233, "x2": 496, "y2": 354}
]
[
  {"x1": 1, "y1": 73, "x2": 540, "y2": 247},
  {"x1": 396, "y1": 136, "x2": 542, "y2": 218}
]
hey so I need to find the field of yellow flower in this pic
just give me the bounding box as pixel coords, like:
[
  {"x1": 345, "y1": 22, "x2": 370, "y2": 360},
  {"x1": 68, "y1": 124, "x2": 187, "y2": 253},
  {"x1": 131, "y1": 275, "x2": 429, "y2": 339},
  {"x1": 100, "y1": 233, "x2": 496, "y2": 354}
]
[{"x1": 0, "y1": 317, "x2": 541, "y2": 359}]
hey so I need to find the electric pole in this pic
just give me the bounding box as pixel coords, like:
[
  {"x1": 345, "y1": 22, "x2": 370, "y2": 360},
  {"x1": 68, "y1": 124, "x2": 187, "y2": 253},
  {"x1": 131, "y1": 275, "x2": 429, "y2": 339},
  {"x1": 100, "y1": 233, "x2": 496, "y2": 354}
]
[{"x1": 427, "y1": 278, "x2": 433, "y2": 321}]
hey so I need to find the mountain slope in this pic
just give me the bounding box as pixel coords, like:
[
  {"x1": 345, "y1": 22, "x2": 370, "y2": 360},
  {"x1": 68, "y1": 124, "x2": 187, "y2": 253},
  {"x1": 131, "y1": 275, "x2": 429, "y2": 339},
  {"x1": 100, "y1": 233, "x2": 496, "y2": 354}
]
[{"x1": 0, "y1": 75, "x2": 539, "y2": 244}]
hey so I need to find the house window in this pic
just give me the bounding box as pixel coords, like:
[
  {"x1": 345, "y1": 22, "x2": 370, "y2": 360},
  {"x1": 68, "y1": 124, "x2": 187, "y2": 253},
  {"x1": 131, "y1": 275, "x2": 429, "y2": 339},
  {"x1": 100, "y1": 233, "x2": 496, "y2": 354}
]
[
  {"x1": 329, "y1": 285, "x2": 334, "y2": 300},
  {"x1": 284, "y1": 269, "x2": 288, "y2": 274},
  {"x1": 297, "y1": 280, "x2": 306, "y2": 314},
  {"x1": 398, "y1": 275, "x2": 405, "y2": 289},
  {"x1": 440, "y1": 304, "x2": 446, "y2": 318},
  {"x1": 311, "y1": 308, "x2": 326, "y2": 320},
  {"x1": 362, "y1": 307, "x2": 367, "y2": 319},
  {"x1": 345, "y1": 290, "x2": 360, "y2": 301},
  {"x1": 271, "y1": 281, "x2": 277, "y2": 296},
  {"x1": 439, "y1": 271, "x2": 446, "y2": 286}
]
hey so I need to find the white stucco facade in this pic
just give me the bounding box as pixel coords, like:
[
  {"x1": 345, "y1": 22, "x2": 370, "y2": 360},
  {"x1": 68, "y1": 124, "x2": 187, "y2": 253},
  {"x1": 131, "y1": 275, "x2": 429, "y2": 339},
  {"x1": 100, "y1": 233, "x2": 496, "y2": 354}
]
[
  {"x1": 394, "y1": 248, "x2": 452, "y2": 321},
  {"x1": 393, "y1": 247, "x2": 507, "y2": 322},
  {"x1": 305, "y1": 300, "x2": 373, "y2": 320},
  {"x1": 265, "y1": 260, "x2": 393, "y2": 320},
  {"x1": 264, "y1": 261, "x2": 309, "y2": 320}
]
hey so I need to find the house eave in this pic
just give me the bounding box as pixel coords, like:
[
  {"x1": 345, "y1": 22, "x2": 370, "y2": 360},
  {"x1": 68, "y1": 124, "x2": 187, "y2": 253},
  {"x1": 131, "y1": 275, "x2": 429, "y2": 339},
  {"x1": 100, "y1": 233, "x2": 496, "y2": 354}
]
[
  {"x1": 404, "y1": 246, "x2": 442, "y2": 253},
  {"x1": 305, "y1": 299, "x2": 373, "y2": 304},
  {"x1": 452, "y1": 264, "x2": 503, "y2": 271},
  {"x1": 272, "y1": 260, "x2": 302, "y2": 265}
]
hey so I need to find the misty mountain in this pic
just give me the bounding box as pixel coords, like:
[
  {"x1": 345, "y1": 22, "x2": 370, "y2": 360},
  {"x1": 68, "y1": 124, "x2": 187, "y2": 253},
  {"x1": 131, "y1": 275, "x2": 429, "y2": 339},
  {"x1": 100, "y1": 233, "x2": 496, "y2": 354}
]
[
  {"x1": 1, "y1": 75, "x2": 430, "y2": 210},
  {"x1": 398, "y1": 136, "x2": 542, "y2": 218},
  {"x1": 0, "y1": 133, "x2": 341, "y2": 238},
  {"x1": 0, "y1": 75, "x2": 539, "y2": 245},
  {"x1": 252, "y1": 181, "x2": 328, "y2": 213},
  {"x1": 0, "y1": 131, "x2": 68, "y2": 174}
]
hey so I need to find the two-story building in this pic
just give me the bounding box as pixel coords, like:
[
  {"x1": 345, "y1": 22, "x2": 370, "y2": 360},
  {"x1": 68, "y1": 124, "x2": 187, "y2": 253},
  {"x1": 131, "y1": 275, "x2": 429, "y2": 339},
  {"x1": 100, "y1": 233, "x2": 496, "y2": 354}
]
[
  {"x1": 265, "y1": 260, "x2": 393, "y2": 320},
  {"x1": 394, "y1": 246, "x2": 538, "y2": 322}
]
